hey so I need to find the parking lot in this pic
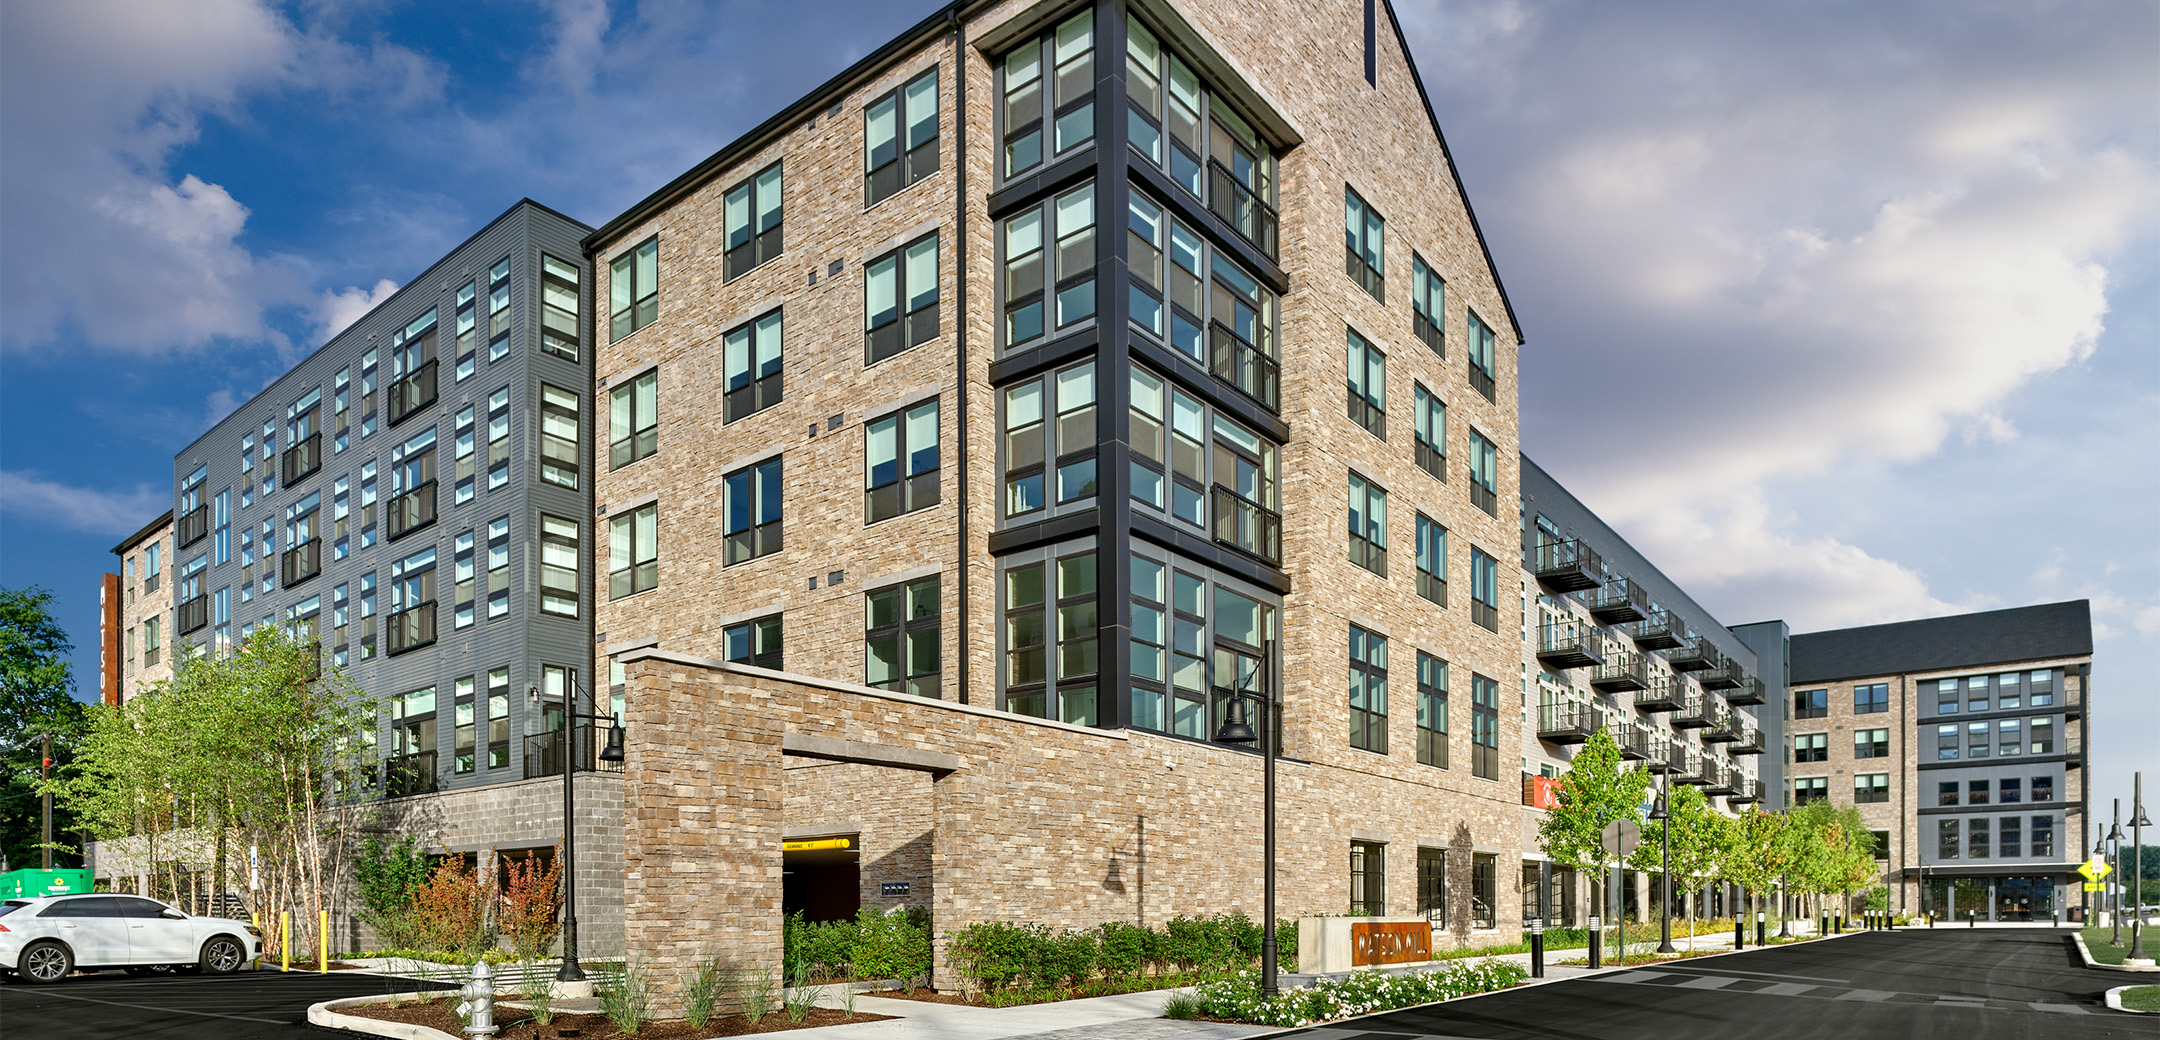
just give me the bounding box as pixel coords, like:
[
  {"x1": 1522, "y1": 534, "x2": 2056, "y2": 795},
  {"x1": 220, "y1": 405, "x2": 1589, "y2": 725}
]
[{"x1": 0, "y1": 967, "x2": 448, "y2": 1039}]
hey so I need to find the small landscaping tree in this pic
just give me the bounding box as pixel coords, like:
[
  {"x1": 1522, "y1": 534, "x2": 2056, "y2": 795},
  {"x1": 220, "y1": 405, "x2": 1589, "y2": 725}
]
[
  {"x1": 1629, "y1": 782, "x2": 1726, "y2": 949},
  {"x1": 498, "y1": 843, "x2": 563, "y2": 960},
  {"x1": 411, "y1": 854, "x2": 494, "y2": 955},
  {"x1": 354, "y1": 835, "x2": 431, "y2": 949},
  {"x1": 1716, "y1": 806, "x2": 1788, "y2": 935},
  {"x1": 1537, "y1": 729, "x2": 1651, "y2": 960}
]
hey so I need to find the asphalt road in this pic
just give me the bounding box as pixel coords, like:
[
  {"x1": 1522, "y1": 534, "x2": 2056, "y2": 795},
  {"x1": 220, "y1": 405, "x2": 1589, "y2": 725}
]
[
  {"x1": 1275, "y1": 928, "x2": 2156, "y2": 1040},
  {"x1": 0, "y1": 967, "x2": 449, "y2": 1039}
]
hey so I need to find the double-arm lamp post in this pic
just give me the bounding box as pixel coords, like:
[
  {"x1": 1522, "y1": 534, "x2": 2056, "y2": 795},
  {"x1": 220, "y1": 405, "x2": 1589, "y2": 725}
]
[
  {"x1": 1650, "y1": 767, "x2": 1675, "y2": 954},
  {"x1": 530, "y1": 681, "x2": 625, "y2": 983},
  {"x1": 2132, "y1": 773, "x2": 2150, "y2": 962},
  {"x1": 1213, "y1": 641, "x2": 1278, "y2": 999}
]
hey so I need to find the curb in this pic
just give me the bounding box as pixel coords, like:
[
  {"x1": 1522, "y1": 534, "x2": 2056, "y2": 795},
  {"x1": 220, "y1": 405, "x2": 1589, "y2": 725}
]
[
  {"x1": 307, "y1": 994, "x2": 460, "y2": 1040},
  {"x1": 2071, "y1": 932, "x2": 2160, "y2": 973},
  {"x1": 2105, "y1": 985, "x2": 2156, "y2": 1014}
]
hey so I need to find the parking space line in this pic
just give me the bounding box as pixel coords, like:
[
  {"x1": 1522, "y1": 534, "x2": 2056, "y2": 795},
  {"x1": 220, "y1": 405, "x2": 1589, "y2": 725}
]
[{"x1": 10, "y1": 987, "x2": 287, "y2": 1024}]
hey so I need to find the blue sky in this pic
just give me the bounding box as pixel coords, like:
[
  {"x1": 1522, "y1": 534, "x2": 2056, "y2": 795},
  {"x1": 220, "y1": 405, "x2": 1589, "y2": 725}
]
[{"x1": 2, "y1": 0, "x2": 2154, "y2": 800}]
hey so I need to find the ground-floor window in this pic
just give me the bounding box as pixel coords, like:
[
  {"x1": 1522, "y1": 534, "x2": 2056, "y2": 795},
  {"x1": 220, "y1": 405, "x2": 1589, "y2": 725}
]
[
  {"x1": 1350, "y1": 841, "x2": 1385, "y2": 915},
  {"x1": 1471, "y1": 853, "x2": 1498, "y2": 928},
  {"x1": 1418, "y1": 847, "x2": 1446, "y2": 919}
]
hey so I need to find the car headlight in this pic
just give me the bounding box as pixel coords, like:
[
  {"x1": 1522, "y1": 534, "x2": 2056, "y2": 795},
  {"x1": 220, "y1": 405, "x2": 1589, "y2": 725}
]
[{"x1": 244, "y1": 926, "x2": 263, "y2": 938}]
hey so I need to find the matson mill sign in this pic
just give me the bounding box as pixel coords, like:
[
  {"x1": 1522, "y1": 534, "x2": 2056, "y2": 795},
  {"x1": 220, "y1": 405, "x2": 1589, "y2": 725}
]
[{"x1": 1350, "y1": 921, "x2": 1433, "y2": 966}]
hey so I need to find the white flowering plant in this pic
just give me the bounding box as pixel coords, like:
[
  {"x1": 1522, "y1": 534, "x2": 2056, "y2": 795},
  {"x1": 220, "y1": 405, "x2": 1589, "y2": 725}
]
[{"x1": 1187, "y1": 959, "x2": 1527, "y2": 1027}]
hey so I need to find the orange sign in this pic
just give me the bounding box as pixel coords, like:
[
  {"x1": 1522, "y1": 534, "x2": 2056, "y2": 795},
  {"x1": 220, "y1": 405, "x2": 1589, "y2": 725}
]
[
  {"x1": 1527, "y1": 774, "x2": 1563, "y2": 810},
  {"x1": 1351, "y1": 921, "x2": 1432, "y2": 966}
]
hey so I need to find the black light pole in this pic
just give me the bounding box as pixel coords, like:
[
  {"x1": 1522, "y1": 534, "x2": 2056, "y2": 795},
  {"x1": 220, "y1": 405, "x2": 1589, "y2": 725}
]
[
  {"x1": 2110, "y1": 801, "x2": 2125, "y2": 946},
  {"x1": 1651, "y1": 769, "x2": 1674, "y2": 954},
  {"x1": 1214, "y1": 641, "x2": 1277, "y2": 999},
  {"x1": 40, "y1": 733, "x2": 53, "y2": 869},
  {"x1": 535, "y1": 682, "x2": 626, "y2": 983},
  {"x1": 2131, "y1": 772, "x2": 2149, "y2": 962}
]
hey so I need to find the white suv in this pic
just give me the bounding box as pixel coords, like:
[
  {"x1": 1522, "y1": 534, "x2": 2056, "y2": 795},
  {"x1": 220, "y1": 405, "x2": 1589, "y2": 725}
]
[{"x1": 0, "y1": 894, "x2": 262, "y2": 983}]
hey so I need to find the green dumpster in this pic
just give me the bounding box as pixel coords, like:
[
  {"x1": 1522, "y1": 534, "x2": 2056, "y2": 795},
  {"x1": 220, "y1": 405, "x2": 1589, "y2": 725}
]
[{"x1": 0, "y1": 869, "x2": 94, "y2": 900}]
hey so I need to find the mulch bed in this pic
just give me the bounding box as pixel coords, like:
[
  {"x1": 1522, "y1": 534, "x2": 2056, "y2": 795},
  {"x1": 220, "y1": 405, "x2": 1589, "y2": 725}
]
[
  {"x1": 862, "y1": 986, "x2": 984, "y2": 1006},
  {"x1": 344, "y1": 996, "x2": 890, "y2": 1038}
]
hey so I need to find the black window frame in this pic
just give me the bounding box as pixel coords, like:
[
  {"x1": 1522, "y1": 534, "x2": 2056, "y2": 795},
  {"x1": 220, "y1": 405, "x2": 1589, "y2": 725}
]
[
  {"x1": 1417, "y1": 652, "x2": 1448, "y2": 768},
  {"x1": 1854, "y1": 682, "x2": 1889, "y2": 714},
  {"x1": 1794, "y1": 688, "x2": 1829, "y2": 719},
  {"x1": 723, "y1": 457, "x2": 783, "y2": 566},
  {"x1": 1854, "y1": 772, "x2": 1889, "y2": 803},
  {"x1": 609, "y1": 369, "x2": 659, "y2": 470},
  {"x1": 1350, "y1": 841, "x2": 1386, "y2": 915},
  {"x1": 1412, "y1": 253, "x2": 1445, "y2": 355},
  {"x1": 723, "y1": 613, "x2": 784, "y2": 670},
  {"x1": 1347, "y1": 471, "x2": 1388, "y2": 577},
  {"x1": 1469, "y1": 548, "x2": 1501, "y2": 633},
  {"x1": 1413, "y1": 383, "x2": 1446, "y2": 481},
  {"x1": 724, "y1": 308, "x2": 784, "y2": 423},
  {"x1": 537, "y1": 513, "x2": 579, "y2": 619},
  {"x1": 1471, "y1": 672, "x2": 1500, "y2": 779},
  {"x1": 539, "y1": 253, "x2": 581, "y2": 362},
  {"x1": 1346, "y1": 327, "x2": 1386, "y2": 439},
  {"x1": 609, "y1": 237, "x2": 658, "y2": 342},
  {"x1": 997, "y1": 9, "x2": 1096, "y2": 182},
  {"x1": 866, "y1": 398, "x2": 942, "y2": 524},
  {"x1": 867, "y1": 575, "x2": 941, "y2": 699},
  {"x1": 538, "y1": 383, "x2": 580, "y2": 490},
  {"x1": 608, "y1": 504, "x2": 657, "y2": 600},
  {"x1": 1001, "y1": 184, "x2": 1095, "y2": 350},
  {"x1": 1349, "y1": 625, "x2": 1388, "y2": 753},
  {"x1": 866, "y1": 232, "x2": 942, "y2": 364},
  {"x1": 723, "y1": 162, "x2": 784, "y2": 282},
  {"x1": 1466, "y1": 308, "x2": 1498, "y2": 402},
  {"x1": 1000, "y1": 549, "x2": 1101, "y2": 726},
  {"x1": 1345, "y1": 184, "x2": 1385, "y2": 302},
  {"x1": 1466, "y1": 427, "x2": 1499, "y2": 516},
  {"x1": 1415, "y1": 513, "x2": 1448, "y2": 607},
  {"x1": 865, "y1": 66, "x2": 941, "y2": 206}
]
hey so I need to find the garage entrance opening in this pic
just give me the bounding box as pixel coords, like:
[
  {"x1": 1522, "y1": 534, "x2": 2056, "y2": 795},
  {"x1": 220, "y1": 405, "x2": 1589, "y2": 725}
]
[{"x1": 781, "y1": 834, "x2": 860, "y2": 923}]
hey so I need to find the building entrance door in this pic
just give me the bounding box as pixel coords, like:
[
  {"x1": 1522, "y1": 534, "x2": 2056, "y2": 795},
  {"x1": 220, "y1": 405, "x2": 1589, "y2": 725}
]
[
  {"x1": 1996, "y1": 876, "x2": 2052, "y2": 921},
  {"x1": 781, "y1": 833, "x2": 860, "y2": 924}
]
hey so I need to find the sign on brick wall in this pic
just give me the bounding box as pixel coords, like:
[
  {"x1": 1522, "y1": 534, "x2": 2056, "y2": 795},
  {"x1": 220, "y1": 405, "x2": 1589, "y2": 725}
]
[{"x1": 1350, "y1": 921, "x2": 1432, "y2": 966}]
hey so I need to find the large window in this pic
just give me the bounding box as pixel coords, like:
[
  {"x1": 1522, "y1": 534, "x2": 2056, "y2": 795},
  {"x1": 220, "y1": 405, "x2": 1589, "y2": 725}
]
[
  {"x1": 2000, "y1": 777, "x2": 2022, "y2": 803},
  {"x1": 486, "y1": 517, "x2": 510, "y2": 618},
  {"x1": 540, "y1": 254, "x2": 581, "y2": 362},
  {"x1": 1415, "y1": 514, "x2": 1447, "y2": 606},
  {"x1": 1120, "y1": 12, "x2": 1278, "y2": 256},
  {"x1": 1345, "y1": 186, "x2": 1385, "y2": 302},
  {"x1": 1346, "y1": 328, "x2": 1386, "y2": 438},
  {"x1": 1130, "y1": 368, "x2": 1282, "y2": 562},
  {"x1": 1128, "y1": 551, "x2": 1276, "y2": 740},
  {"x1": 1349, "y1": 626, "x2": 1388, "y2": 753},
  {"x1": 538, "y1": 514, "x2": 579, "y2": 618},
  {"x1": 1854, "y1": 727, "x2": 1889, "y2": 759},
  {"x1": 1471, "y1": 673, "x2": 1500, "y2": 779},
  {"x1": 1938, "y1": 781, "x2": 1958, "y2": 806},
  {"x1": 999, "y1": 11, "x2": 1094, "y2": 179},
  {"x1": 1350, "y1": 841, "x2": 1385, "y2": 915},
  {"x1": 609, "y1": 369, "x2": 658, "y2": 469},
  {"x1": 1854, "y1": 773, "x2": 1889, "y2": 803},
  {"x1": 1469, "y1": 548, "x2": 1501, "y2": 633},
  {"x1": 866, "y1": 232, "x2": 940, "y2": 364},
  {"x1": 1412, "y1": 254, "x2": 1445, "y2": 355},
  {"x1": 1002, "y1": 361, "x2": 1096, "y2": 520},
  {"x1": 866, "y1": 399, "x2": 941, "y2": 523},
  {"x1": 723, "y1": 162, "x2": 783, "y2": 281},
  {"x1": 1003, "y1": 184, "x2": 1095, "y2": 347},
  {"x1": 1793, "y1": 777, "x2": 1828, "y2": 805},
  {"x1": 609, "y1": 504, "x2": 657, "y2": 599},
  {"x1": 2032, "y1": 815, "x2": 2054, "y2": 857},
  {"x1": 1347, "y1": 472, "x2": 1388, "y2": 577},
  {"x1": 387, "y1": 546, "x2": 437, "y2": 656},
  {"x1": 1466, "y1": 309, "x2": 1497, "y2": 402},
  {"x1": 724, "y1": 458, "x2": 783, "y2": 565},
  {"x1": 488, "y1": 257, "x2": 512, "y2": 361},
  {"x1": 2030, "y1": 717, "x2": 2054, "y2": 754},
  {"x1": 1938, "y1": 819, "x2": 1959, "y2": 859},
  {"x1": 2033, "y1": 775, "x2": 2055, "y2": 802},
  {"x1": 1413, "y1": 384, "x2": 1446, "y2": 481},
  {"x1": 1795, "y1": 688, "x2": 1829, "y2": 719},
  {"x1": 1002, "y1": 549, "x2": 1099, "y2": 725},
  {"x1": 1417, "y1": 652, "x2": 1448, "y2": 768},
  {"x1": 1935, "y1": 678, "x2": 1959, "y2": 714},
  {"x1": 867, "y1": 576, "x2": 940, "y2": 698},
  {"x1": 1966, "y1": 721, "x2": 1990, "y2": 759},
  {"x1": 539, "y1": 384, "x2": 579, "y2": 490},
  {"x1": 1466, "y1": 427, "x2": 1499, "y2": 516},
  {"x1": 388, "y1": 427, "x2": 438, "y2": 541},
  {"x1": 1854, "y1": 682, "x2": 1888, "y2": 713},
  {"x1": 1471, "y1": 853, "x2": 1498, "y2": 929},
  {"x1": 453, "y1": 676, "x2": 476, "y2": 774},
  {"x1": 865, "y1": 66, "x2": 939, "y2": 205},
  {"x1": 1967, "y1": 817, "x2": 1989, "y2": 859},
  {"x1": 1418, "y1": 847, "x2": 1446, "y2": 917},
  {"x1": 724, "y1": 310, "x2": 783, "y2": 422},
  {"x1": 1999, "y1": 816, "x2": 2021, "y2": 858},
  {"x1": 609, "y1": 237, "x2": 658, "y2": 341},
  {"x1": 1999, "y1": 718, "x2": 2023, "y2": 757},
  {"x1": 724, "y1": 614, "x2": 782, "y2": 670},
  {"x1": 1793, "y1": 732, "x2": 1828, "y2": 763},
  {"x1": 1125, "y1": 191, "x2": 1280, "y2": 407}
]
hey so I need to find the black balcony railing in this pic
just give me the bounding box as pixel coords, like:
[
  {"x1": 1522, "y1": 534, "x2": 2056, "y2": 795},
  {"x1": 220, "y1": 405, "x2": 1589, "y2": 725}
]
[
  {"x1": 387, "y1": 359, "x2": 438, "y2": 426},
  {"x1": 176, "y1": 505, "x2": 209, "y2": 548},
  {"x1": 387, "y1": 481, "x2": 437, "y2": 540},
  {"x1": 1728, "y1": 779, "x2": 1764, "y2": 804},
  {"x1": 1633, "y1": 673, "x2": 1684, "y2": 713},
  {"x1": 1725, "y1": 674, "x2": 1766, "y2": 705},
  {"x1": 1702, "y1": 766, "x2": 1738, "y2": 795},
  {"x1": 1667, "y1": 634, "x2": 1722, "y2": 673},
  {"x1": 1582, "y1": 575, "x2": 1649, "y2": 624},
  {"x1": 1590, "y1": 650, "x2": 1649, "y2": 693},
  {"x1": 1208, "y1": 321, "x2": 1280, "y2": 411},
  {"x1": 385, "y1": 750, "x2": 438, "y2": 798},
  {"x1": 1632, "y1": 609, "x2": 1685, "y2": 650},
  {"x1": 1671, "y1": 689, "x2": 1717, "y2": 729},
  {"x1": 1536, "y1": 700, "x2": 1603, "y2": 744},
  {"x1": 1729, "y1": 723, "x2": 1766, "y2": 754},
  {"x1": 1530, "y1": 538, "x2": 1605, "y2": 594},
  {"x1": 177, "y1": 595, "x2": 209, "y2": 635},
  {"x1": 1537, "y1": 620, "x2": 1607, "y2": 670},
  {"x1": 386, "y1": 601, "x2": 436, "y2": 656},
  {"x1": 1670, "y1": 745, "x2": 1707, "y2": 784},
  {"x1": 1700, "y1": 710, "x2": 1740, "y2": 742},
  {"x1": 1206, "y1": 159, "x2": 1279, "y2": 259},
  {"x1": 1211, "y1": 486, "x2": 1282, "y2": 565},
  {"x1": 280, "y1": 538, "x2": 321, "y2": 587},
  {"x1": 523, "y1": 722, "x2": 626, "y2": 779},
  {"x1": 1700, "y1": 659, "x2": 1743, "y2": 690},
  {"x1": 1616, "y1": 724, "x2": 1653, "y2": 760},
  {"x1": 281, "y1": 433, "x2": 321, "y2": 486}
]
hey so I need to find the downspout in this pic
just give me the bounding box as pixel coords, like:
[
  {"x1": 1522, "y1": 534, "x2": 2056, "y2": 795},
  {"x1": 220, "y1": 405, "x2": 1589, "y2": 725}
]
[{"x1": 951, "y1": 8, "x2": 971, "y2": 704}]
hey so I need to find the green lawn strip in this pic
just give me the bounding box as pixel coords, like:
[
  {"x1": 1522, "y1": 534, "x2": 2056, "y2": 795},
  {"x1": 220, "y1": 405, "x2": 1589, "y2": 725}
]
[
  {"x1": 2082, "y1": 927, "x2": 2129, "y2": 965},
  {"x1": 2122, "y1": 986, "x2": 2160, "y2": 1013}
]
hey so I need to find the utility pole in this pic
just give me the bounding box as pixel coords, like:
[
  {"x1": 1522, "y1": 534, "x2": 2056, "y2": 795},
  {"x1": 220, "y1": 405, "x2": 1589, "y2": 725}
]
[{"x1": 41, "y1": 733, "x2": 53, "y2": 869}]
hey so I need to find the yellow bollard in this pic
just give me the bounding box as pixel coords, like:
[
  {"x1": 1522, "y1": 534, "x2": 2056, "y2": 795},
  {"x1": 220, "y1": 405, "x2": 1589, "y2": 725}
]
[
  {"x1": 320, "y1": 910, "x2": 329, "y2": 973},
  {"x1": 281, "y1": 912, "x2": 290, "y2": 972}
]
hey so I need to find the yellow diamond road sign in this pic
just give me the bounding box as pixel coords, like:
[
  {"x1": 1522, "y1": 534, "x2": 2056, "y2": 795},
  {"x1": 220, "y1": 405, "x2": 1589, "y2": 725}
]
[{"x1": 2078, "y1": 856, "x2": 2111, "y2": 881}]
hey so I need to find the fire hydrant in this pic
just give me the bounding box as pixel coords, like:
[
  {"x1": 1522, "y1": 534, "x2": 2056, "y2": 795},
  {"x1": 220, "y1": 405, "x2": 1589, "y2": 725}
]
[{"x1": 457, "y1": 959, "x2": 497, "y2": 1039}]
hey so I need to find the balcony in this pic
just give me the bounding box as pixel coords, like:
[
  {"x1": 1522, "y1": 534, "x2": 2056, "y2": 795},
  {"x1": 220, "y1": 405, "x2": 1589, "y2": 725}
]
[
  {"x1": 1725, "y1": 674, "x2": 1766, "y2": 706},
  {"x1": 1616, "y1": 723, "x2": 1653, "y2": 761},
  {"x1": 386, "y1": 601, "x2": 436, "y2": 656},
  {"x1": 387, "y1": 359, "x2": 438, "y2": 426},
  {"x1": 1537, "y1": 619, "x2": 1607, "y2": 670},
  {"x1": 1702, "y1": 766, "x2": 1737, "y2": 796},
  {"x1": 1632, "y1": 608, "x2": 1686, "y2": 650},
  {"x1": 177, "y1": 594, "x2": 209, "y2": 635},
  {"x1": 1669, "y1": 745, "x2": 1707, "y2": 784},
  {"x1": 385, "y1": 750, "x2": 438, "y2": 798},
  {"x1": 1633, "y1": 673, "x2": 1684, "y2": 713},
  {"x1": 1536, "y1": 699, "x2": 1604, "y2": 745},
  {"x1": 523, "y1": 723, "x2": 627, "y2": 779},
  {"x1": 1700, "y1": 710, "x2": 1740, "y2": 742},
  {"x1": 1207, "y1": 159, "x2": 1279, "y2": 260},
  {"x1": 1667, "y1": 634, "x2": 1723, "y2": 673},
  {"x1": 176, "y1": 504, "x2": 209, "y2": 548},
  {"x1": 1211, "y1": 486, "x2": 1282, "y2": 565},
  {"x1": 279, "y1": 538, "x2": 321, "y2": 587},
  {"x1": 1530, "y1": 538, "x2": 1605, "y2": 593},
  {"x1": 281, "y1": 433, "x2": 321, "y2": 486},
  {"x1": 1589, "y1": 650, "x2": 1649, "y2": 693},
  {"x1": 1727, "y1": 779, "x2": 1764, "y2": 804},
  {"x1": 387, "y1": 480, "x2": 437, "y2": 540},
  {"x1": 1209, "y1": 321, "x2": 1281, "y2": 412},
  {"x1": 1728, "y1": 723, "x2": 1766, "y2": 755},
  {"x1": 1671, "y1": 688, "x2": 1717, "y2": 729},
  {"x1": 1582, "y1": 576, "x2": 1649, "y2": 624},
  {"x1": 1701, "y1": 659, "x2": 1744, "y2": 690}
]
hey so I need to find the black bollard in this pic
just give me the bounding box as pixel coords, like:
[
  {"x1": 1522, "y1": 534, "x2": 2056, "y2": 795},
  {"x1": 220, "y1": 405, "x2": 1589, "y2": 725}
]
[
  {"x1": 1530, "y1": 919, "x2": 1546, "y2": 978},
  {"x1": 1588, "y1": 916, "x2": 1603, "y2": 969},
  {"x1": 1757, "y1": 912, "x2": 1766, "y2": 946},
  {"x1": 1735, "y1": 916, "x2": 1745, "y2": 949}
]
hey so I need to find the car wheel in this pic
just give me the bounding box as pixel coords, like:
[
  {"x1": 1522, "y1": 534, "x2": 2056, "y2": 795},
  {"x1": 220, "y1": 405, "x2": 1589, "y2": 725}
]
[
  {"x1": 200, "y1": 936, "x2": 246, "y2": 975},
  {"x1": 20, "y1": 941, "x2": 72, "y2": 983}
]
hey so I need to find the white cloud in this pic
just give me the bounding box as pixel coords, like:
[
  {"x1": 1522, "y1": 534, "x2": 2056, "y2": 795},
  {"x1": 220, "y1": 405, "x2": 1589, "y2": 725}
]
[
  {"x1": 0, "y1": 471, "x2": 169, "y2": 538},
  {"x1": 311, "y1": 278, "x2": 400, "y2": 347}
]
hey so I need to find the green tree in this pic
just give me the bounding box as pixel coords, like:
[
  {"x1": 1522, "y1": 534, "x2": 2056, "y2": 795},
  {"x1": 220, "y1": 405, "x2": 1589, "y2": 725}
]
[
  {"x1": 0, "y1": 587, "x2": 89, "y2": 870},
  {"x1": 1716, "y1": 807, "x2": 1789, "y2": 934},
  {"x1": 1537, "y1": 729, "x2": 1651, "y2": 958},
  {"x1": 354, "y1": 835, "x2": 432, "y2": 948},
  {"x1": 1630, "y1": 781, "x2": 1727, "y2": 949}
]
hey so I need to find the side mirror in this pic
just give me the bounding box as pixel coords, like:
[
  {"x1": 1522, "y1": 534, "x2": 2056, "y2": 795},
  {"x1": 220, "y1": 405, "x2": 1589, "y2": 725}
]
[{"x1": 162, "y1": 908, "x2": 188, "y2": 920}]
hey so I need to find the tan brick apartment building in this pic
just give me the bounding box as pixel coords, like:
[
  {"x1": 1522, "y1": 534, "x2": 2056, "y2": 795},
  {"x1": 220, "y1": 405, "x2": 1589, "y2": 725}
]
[
  {"x1": 1786, "y1": 602, "x2": 2092, "y2": 922},
  {"x1": 587, "y1": 0, "x2": 1531, "y2": 979},
  {"x1": 101, "y1": 511, "x2": 176, "y2": 705}
]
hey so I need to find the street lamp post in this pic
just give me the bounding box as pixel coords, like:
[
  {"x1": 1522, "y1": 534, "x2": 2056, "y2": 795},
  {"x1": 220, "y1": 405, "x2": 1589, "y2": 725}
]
[
  {"x1": 1650, "y1": 769, "x2": 1674, "y2": 954},
  {"x1": 532, "y1": 682, "x2": 626, "y2": 983},
  {"x1": 2110, "y1": 801, "x2": 2125, "y2": 945},
  {"x1": 1213, "y1": 640, "x2": 1277, "y2": 999},
  {"x1": 2131, "y1": 773, "x2": 2150, "y2": 963}
]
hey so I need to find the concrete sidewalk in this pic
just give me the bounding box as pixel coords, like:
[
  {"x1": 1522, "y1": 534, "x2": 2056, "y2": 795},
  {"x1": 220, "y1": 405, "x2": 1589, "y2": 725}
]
[{"x1": 778, "y1": 987, "x2": 1274, "y2": 1040}]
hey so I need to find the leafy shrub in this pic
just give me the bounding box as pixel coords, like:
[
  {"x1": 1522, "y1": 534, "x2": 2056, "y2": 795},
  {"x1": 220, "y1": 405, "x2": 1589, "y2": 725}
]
[
  {"x1": 1192, "y1": 961, "x2": 1527, "y2": 1027},
  {"x1": 946, "y1": 921, "x2": 1054, "y2": 992},
  {"x1": 353, "y1": 836, "x2": 430, "y2": 949},
  {"x1": 783, "y1": 908, "x2": 931, "y2": 984},
  {"x1": 497, "y1": 844, "x2": 562, "y2": 961},
  {"x1": 1095, "y1": 921, "x2": 1156, "y2": 982},
  {"x1": 411, "y1": 856, "x2": 493, "y2": 955}
]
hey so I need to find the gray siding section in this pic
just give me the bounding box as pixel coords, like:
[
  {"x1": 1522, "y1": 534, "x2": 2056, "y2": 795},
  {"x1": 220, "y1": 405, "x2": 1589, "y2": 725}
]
[
  {"x1": 1730, "y1": 619, "x2": 1790, "y2": 809},
  {"x1": 169, "y1": 200, "x2": 595, "y2": 799}
]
